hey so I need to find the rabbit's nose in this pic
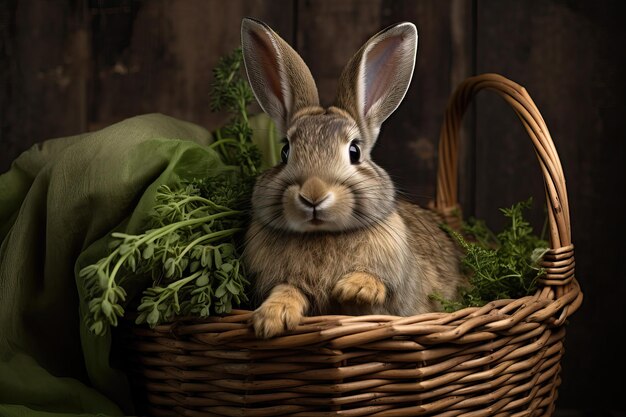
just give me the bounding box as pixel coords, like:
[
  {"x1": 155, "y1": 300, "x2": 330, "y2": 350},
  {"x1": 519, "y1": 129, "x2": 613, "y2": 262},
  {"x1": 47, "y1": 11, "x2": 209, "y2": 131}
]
[
  {"x1": 298, "y1": 193, "x2": 330, "y2": 208},
  {"x1": 298, "y1": 194, "x2": 315, "y2": 208},
  {"x1": 299, "y1": 177, "x2": 331, "y2": 208}
]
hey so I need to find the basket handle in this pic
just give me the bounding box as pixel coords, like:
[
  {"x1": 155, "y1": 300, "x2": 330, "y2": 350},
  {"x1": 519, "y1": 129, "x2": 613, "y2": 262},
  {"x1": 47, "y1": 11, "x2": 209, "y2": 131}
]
[{"x1": 434, "y1": 73, "x2": 575, "y2": 291}]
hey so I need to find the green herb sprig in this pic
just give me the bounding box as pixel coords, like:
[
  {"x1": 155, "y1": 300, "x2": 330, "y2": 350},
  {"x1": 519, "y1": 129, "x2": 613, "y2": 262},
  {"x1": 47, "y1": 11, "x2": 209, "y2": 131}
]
[
  {"x1": 433, "y1": 198, "x2": 549, "y2": 312},
  {"x1": 82, "y1": 48, "x2": 260, "y2": 335},
  {"x1": 209, "y1": 48, "x2": 260, "y2": 177},
  {"x1": 82, "y1": 178, "x2": 251, "y2": 335}
]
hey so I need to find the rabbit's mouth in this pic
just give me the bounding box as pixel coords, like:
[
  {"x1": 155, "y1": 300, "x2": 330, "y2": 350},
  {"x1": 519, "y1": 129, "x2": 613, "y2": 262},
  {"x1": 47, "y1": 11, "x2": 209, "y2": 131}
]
[
  {"x1": 280, "y1": 181, "x2": 355, "y2": 232},
  {"x1": 296, "y1": 202, "x2": 333, "y2": 229}
]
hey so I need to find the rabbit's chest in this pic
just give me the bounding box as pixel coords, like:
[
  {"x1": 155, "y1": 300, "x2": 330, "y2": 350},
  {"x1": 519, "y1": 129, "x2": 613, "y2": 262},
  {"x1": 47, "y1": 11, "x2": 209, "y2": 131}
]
[
  {"x1": 245, "y1": 213, "x2": 413, "y2": 304},
  {"x1": 262, "y1": 234, "x2": 357, "y2": 285}
]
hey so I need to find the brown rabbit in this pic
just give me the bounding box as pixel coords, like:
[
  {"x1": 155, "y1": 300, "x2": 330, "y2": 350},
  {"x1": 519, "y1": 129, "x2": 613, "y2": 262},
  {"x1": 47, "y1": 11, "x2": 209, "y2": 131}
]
[{"x1": 241, "y1": 18, "x2": 464, "y2": 338}]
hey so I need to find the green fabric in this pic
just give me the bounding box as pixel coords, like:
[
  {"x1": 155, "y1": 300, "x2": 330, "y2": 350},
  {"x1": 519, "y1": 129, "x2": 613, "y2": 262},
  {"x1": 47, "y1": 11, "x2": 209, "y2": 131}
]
[{"x1": 0, "y1": 113, "x2": 276, "y2": 416}]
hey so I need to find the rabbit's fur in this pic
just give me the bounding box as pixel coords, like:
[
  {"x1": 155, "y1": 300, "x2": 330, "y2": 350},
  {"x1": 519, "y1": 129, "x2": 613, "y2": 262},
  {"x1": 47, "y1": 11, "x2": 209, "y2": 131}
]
[{"x1": 241, "y1": 18, "x2": 464, "y2": 338}]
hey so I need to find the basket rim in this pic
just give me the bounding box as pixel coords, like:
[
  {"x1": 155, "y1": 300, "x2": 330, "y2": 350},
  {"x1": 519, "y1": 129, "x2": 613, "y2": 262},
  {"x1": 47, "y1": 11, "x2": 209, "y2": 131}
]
[{"x1": 127, "y1": 279, "x2": 582, "y2": 349}]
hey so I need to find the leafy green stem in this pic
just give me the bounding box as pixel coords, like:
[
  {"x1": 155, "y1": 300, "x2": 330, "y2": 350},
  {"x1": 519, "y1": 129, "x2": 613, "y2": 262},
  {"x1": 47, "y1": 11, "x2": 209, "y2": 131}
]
[
  {"x1": 209, "y1": 138, "x2": 240, "y2": 149},
  {"x1": 176, "y1": 228, "x2": 243, "y2": 262}
]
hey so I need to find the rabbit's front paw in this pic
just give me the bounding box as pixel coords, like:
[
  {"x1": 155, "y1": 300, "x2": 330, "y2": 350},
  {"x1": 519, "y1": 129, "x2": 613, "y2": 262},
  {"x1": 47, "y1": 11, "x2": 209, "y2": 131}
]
[
  {"x1": 333, "y1": 272, "x2": 386, "y2": 305},
  {"x1": 253, "y1": 300, "x2": 302, "y2": 339},
  {"x1": 252, "y1": 284, "x2": 307, "y2": 339}
]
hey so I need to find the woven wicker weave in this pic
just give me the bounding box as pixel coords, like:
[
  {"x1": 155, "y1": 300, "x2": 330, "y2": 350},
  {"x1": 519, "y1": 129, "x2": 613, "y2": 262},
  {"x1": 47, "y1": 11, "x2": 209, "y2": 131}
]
[{"x1": 121, "y1": 74, "x2": 583, "y2": 417}]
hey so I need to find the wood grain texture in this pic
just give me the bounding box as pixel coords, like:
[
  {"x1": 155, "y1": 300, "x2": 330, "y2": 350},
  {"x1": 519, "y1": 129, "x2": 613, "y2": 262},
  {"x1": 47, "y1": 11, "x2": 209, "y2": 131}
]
[
  {"x1": 476, "y1": 0, "x2": 626, "y2": 412},
  {"x1": 0, "y1": 0, "x2": 89, "y2": 173},
  {"x1": 296, "y1": 0, "x2": 474, "y2": 207},
  {"x1": 0, "y1": 0, "x2": 293, "y2": 173},
  {"x1": 88, "y1": 0, "x2": 293, "y2": 132}
]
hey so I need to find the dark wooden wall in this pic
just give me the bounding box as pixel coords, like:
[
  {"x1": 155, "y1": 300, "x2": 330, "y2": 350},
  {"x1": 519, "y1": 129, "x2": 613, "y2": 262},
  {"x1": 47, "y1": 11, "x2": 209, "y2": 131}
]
[{"x1": 1, "y1": 1, "x2": 625, "y2": 414}]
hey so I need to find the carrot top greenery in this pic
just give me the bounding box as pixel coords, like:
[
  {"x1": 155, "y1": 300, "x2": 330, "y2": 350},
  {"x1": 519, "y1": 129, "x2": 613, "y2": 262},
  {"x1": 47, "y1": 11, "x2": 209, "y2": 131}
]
[
  {"x1": 433, "y1": 198, "x2": 549, "y2": 312},
  {"x1": 82, "y1": 49, "x2": 259, "y2": 335}
]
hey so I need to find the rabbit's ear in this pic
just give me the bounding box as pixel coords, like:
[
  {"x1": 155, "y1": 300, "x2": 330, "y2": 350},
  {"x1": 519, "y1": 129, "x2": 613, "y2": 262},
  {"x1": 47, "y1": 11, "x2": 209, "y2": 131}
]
[
  {"x1": 241, "y1": 18, "x2": 319, "y2": 133},
  {"x1": 336, "y1": 23, "x2": 417, "y2": 143}
]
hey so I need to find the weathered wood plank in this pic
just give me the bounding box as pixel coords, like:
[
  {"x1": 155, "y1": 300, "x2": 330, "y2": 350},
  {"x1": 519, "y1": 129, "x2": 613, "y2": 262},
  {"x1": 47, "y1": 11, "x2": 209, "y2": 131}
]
[
  {"x1": 0, "y1": 0, "x2": 89, "y2": 173},
  {"x1": 88, "y1": 0, "x2": 294, "y2": 132},
  {"x1": 296, "y1": 0, "x2": 474, "y2": 207},
  {"x1": 476, "y1": 0, "x2": 626, "y2": 412}
]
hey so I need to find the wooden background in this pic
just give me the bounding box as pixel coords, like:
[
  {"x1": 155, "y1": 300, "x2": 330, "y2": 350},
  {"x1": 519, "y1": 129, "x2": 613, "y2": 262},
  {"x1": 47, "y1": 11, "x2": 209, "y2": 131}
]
[{"x1": 1, "y1": 0, "x2": 625, "y2": 415}]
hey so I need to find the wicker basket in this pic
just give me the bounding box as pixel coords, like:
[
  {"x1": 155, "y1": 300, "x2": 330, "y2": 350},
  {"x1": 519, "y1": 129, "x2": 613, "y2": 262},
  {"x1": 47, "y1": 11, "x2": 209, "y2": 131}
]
[{"x1": 121, "y1": 74, "x2": 583, "y2": 416}]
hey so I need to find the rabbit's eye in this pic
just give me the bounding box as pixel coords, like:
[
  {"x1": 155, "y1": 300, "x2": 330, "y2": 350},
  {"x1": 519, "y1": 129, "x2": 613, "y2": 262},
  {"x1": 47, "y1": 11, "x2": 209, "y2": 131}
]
[
  {"x1": 349, "y1": 140, "x2": 361, "y2": 164},
  {"x1": 280, "y1": 142, "x2": 290, "y2": 164}
]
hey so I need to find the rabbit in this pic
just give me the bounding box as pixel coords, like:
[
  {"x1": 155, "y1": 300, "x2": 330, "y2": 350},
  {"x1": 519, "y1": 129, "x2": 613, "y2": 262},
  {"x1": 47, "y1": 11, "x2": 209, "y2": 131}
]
[{"x1": 240, "y1": 18, "x2": 464, "y2": 339}]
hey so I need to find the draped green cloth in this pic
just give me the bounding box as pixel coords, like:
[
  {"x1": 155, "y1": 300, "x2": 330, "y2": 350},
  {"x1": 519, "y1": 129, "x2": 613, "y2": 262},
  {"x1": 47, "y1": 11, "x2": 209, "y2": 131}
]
[{"x1": 0, "y1": 113, "x2": 274, "y2": 416}]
